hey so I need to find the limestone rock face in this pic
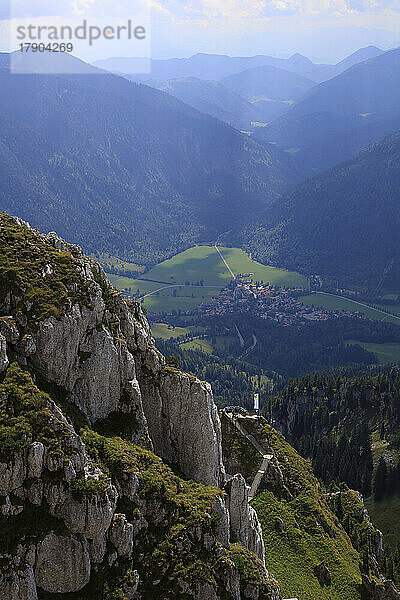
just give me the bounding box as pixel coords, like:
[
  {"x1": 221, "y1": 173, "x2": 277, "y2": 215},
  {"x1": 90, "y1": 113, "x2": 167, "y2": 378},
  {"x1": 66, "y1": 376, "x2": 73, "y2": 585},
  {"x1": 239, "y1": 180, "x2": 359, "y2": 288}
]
[
  {"x1": 35, "y1": 533, "x2": 91, "y2": 593},
  {"x1": 27, "y1": 443, "x2": 45, "y2": 479},
  {"x1": 1, "y1": 217, "x2": 228, "y2": 488},
  {"x1": 224, "y1": 475, "x2": 265, "y2": 564},
  {"x1": 1, "y1": 223, "x2": 151, "y2": 447},
  {"x1": 31, "y1": 301, "x2": 147, "y2": 434},
  {"x1": 0, "y1": 453, "x2": 26, "y2": 496},
  {"x1": 2, "y1": 223, "x2": 226, "y2": 485},
  {"x1": 0, "y1": 217, "x2": 275, "y2": 600},
  {"x1": 0, "y1": 556, "x2": 37, "y2": 600},
  {"x1": 362, "y1": 574, "x2": 400, "y2": 600},
  {"x1": 0, "y1": 316, "x2": 19, "y2": 344},
  {"x1": 328, "y1": 490, "x2": 384, "y2": 579},
  {"x1": 116, "y1": 299, "x2": 226, "y2": 487},
  {"x1": 212, "y1": 495, "x2": 230, "y2": 549},
  {"x1": 109, "y1": 514, "x2": 134, "y2": 557},
  {"x1": 140, "y1": 369, "x2": 225, "y2": 487},
  {"x1": 0, "y1": 333, "x2": 8, "y2": 373}
]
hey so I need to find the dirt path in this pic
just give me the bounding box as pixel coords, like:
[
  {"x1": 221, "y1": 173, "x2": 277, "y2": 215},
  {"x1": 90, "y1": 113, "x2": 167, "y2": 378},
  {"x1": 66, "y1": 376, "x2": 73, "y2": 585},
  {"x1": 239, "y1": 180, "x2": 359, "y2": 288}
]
[{"x1": 214, "y1": 244, "x2": 235, "y2": 278}]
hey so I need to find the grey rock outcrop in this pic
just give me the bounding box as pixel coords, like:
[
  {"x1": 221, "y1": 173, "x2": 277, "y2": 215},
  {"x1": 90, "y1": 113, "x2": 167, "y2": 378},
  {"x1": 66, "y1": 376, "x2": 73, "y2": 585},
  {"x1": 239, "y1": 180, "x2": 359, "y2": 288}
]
[
  {"x1": 3, "y1": 223, "x2": 226, "y2": 486},
  {"x1": 0, "y1": 333, "x2": 8, "y2": 373},
  {"x1": 0, "y1": 217, "x2": 274, "y2": 600},
  {"x1": 224, "y1": 474, "x2": 265, "y2": 564},
  {"x1": 362, "y1": 574, "x2": 400, "y2": 600},
  {"x1": 314, "y1": 561, "x2": 332, "y2": 587},
  {"x1": 27, "y1": 443, "x2": 45, "y2": 479},
  {"x1": 0, "y1": 555, "x2": 37, "y2": 600},
  {"x1": 31, "y1": 300, "x2": 148, "y2": 438},
  {"x1": 0, "y1": 316, "x2": 19, "y2": 344},
  {"x1": 116, "y1": 298, "x2": 226, "y2": 487},
  {"x1": 212, "y1": 495, "x2": 231, "y2": 549},
  {"x1": 35, "y1": 533, "x2": 90, "y2": 593},
  {"x1": 140, "y1": 368, "x2": 225, "y2": 487},
  {"x1": 109, "y1": 513, "x2": 134, "y2": 557}
]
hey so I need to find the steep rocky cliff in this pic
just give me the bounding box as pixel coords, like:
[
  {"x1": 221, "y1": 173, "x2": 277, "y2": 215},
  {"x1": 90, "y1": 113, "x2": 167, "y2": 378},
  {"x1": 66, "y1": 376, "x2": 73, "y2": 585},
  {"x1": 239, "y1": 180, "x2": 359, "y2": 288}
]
[
  {"x1": 0, "y1": 214, "x2": 279, "y2": 600},
  {"x1": 220, "y1": 410, "x2": 400, "y2": 600}
]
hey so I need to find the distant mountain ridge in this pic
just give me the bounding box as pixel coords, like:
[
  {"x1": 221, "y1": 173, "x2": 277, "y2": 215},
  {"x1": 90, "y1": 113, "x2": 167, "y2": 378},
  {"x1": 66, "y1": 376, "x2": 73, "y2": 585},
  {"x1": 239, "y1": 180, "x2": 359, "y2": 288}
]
[
  {"x1": 93, "y1": 46, "x2": 385, "y2": 83},
  {"x1": 254, "y1": 47, "x2": 400, "y2": 176},
  {"x1": 110, "y1": 47, "x2": 386, "y2": 136},
  {"x1": 141, "y1": 66, "x2": 316, "y2": 128},
  {"x1": 241, "y1": 130, "x2": 400, "y2": 288},
  {"x1": 281, "y1": 48, "x2": 400, "y2": 121},
  {"x1": 0, "y1": 50, "x2": 297, "y2": 265},
  {"x1": 132, "y1": 76, "x2": 263, "y2": 130},
  {"x1": 220, "y1": 65, "x2": 315, "y2": 121}
]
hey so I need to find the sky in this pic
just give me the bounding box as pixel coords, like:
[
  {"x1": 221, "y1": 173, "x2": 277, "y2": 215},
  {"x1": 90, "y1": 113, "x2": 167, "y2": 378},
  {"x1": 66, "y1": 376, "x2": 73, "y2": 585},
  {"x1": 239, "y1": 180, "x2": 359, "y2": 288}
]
[
  {"x1": 149, "y1": 0, "x2": 400, "y2": 61},
  {"x1": 1, "y1": 0, "x2": 400, "y2": 63}
]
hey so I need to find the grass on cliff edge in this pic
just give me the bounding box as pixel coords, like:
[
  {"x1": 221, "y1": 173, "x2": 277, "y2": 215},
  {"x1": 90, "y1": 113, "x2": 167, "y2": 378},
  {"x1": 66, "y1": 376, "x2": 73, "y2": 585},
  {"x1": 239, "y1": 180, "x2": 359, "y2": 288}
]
[
  {"x1": 244, "y1": 420, "x2": 362, "y2": 600},
  {"x1": 82, "y1": 429, "x2": 274, "y2": 598},
  {"x1": 0, "y1": 213, "x2": 92, "y2": 323},
  {"x1": 82, "y1": 429, "x2": 222, "y2": 530},
  {"x1": 0, "y1": 363, "x2": 72, "y2": 462}
]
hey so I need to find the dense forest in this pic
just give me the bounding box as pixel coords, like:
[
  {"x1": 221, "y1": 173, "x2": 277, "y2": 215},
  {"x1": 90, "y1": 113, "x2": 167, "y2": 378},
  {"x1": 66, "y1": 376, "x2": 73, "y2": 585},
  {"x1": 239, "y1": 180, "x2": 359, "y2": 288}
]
[
  {"x1": 179, "y1": 312, "x2": 400, "y2": 378},
  {"x1": 155, "y1": 337, "x2": 276, "y2": 408},
  {"x1": 266, "y1": 368, "x2": 400, "y2": 585},
  {"x1": 267, "y1": 369, "x2": 400, "y2": 493},
  {"x1": 241, "y1": 131, "x2": 400, "y2": 289}
]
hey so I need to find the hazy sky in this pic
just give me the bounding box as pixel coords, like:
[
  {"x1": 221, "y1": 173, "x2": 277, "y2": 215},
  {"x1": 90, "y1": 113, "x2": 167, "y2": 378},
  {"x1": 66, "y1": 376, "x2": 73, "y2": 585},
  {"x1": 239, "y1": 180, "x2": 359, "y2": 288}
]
[{"x1": 1, "y1": 0, "x2": 400, "y2": 62}]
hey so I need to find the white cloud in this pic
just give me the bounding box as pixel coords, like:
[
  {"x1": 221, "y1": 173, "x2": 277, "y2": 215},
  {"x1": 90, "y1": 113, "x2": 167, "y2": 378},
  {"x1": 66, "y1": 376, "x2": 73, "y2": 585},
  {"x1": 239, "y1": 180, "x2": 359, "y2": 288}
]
[
  {"x1": 195, "y1": 0, "x2": 266, "y2": 18},
  {"x1": 179, "y1": 0, "x2": 400, "y2": 19}
]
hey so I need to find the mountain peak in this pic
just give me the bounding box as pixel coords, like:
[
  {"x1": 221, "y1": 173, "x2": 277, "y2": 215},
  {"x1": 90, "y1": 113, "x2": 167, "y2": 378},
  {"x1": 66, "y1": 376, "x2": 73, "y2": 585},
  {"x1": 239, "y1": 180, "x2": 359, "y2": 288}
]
[
  {"x1": 288, "y1": 52, "x2": 314, "y2": 66},
  {"x1": 336, "y1": 45, "x2": 384, "y2": 68}
]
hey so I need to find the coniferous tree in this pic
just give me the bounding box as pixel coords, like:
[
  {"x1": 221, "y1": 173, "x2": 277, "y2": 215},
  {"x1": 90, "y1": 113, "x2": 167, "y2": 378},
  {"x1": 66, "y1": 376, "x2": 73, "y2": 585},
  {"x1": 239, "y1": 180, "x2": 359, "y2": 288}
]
[{"x1": 373, "y1": 457, "x2": 388, "y2": 502}]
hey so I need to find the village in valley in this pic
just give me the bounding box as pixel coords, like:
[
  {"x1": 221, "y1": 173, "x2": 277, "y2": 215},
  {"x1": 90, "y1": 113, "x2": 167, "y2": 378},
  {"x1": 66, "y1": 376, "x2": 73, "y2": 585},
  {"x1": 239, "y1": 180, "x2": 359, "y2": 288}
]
[{"x1": 197, "y1": 274, "x2": 363, "y2": 327}]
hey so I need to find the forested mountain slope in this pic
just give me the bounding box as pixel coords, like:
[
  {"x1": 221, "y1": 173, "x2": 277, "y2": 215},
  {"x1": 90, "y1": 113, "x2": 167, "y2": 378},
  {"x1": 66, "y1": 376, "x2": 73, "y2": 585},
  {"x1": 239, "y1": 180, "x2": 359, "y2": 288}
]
[
  {"x1": 138, "y1": 76, "x2": 262, "y2": 129},
  {"x1": 0, "y1": 51, "x2": 296, "y2": 265},
  {"x1": 254, "y1": 48, "x2": 400, "y2": 173},
  {"x1": 220, "y1": 65, "x2": 315, "y2": 121},
  {"x1": 242, "y1": 131, "x2": 400, "y2": 288}
]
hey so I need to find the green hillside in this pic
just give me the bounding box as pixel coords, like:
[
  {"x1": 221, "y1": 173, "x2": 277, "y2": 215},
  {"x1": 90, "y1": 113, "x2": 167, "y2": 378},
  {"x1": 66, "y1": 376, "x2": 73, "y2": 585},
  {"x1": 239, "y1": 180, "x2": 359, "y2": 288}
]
[
  {"x1": 221, "y1": 413, "x2": 372, "y2": 600},
  {"x1": 0, "y1": 52, "x2": 296, "y2": 266},
  {"x1": 108, "y1": 245, "x2": 306, "y2": 313},
  {"x1": 243, "y1": 131, "x2": 400, "y2": 289}
]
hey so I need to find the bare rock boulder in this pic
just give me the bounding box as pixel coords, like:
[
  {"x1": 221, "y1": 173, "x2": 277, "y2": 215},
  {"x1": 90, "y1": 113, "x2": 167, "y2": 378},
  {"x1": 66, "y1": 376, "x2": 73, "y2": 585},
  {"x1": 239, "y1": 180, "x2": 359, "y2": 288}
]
[{"x1": 35, "y1": 533, "x2": 90, "y2": 593}]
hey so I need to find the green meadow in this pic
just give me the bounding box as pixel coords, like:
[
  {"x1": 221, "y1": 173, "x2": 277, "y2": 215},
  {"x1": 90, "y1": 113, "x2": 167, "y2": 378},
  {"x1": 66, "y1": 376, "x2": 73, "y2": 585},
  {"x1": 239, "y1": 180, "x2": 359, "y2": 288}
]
[
  {"x1": 346, "y1": 340, "x2": 400, "y2": 365},
  {"x1": 181, "y1": 339, "x2": 214, "y2": 354},
  {"x1": 301, "y1": 293, "x2": 400, "y2": 325},
  {"x1": 365, "y1": 496, "x2": 400, "y2": 550},
  {"x1": 107, "y1": 245, "x2": 306, "y2": 313},
  {"x1": 150, "y1": 323, "x2": 205, "y2": 340}
]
